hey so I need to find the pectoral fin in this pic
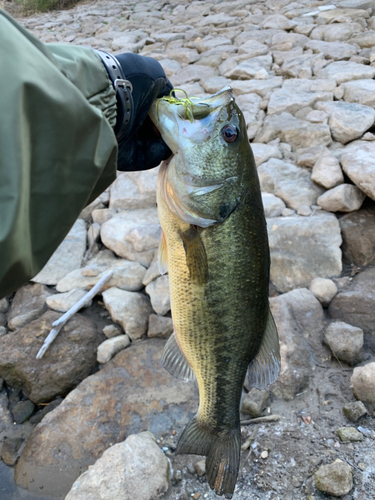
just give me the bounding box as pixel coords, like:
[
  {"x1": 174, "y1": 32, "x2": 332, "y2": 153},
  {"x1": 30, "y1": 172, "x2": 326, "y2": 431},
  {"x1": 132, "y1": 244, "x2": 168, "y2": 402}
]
[
  {"x1": 158, "y1": 230, "x2": 168, "y2": 275},
  {"x1": 178, "y1": 225, "x2": 208, "y2": 285},
  {"x1": 161, "y1": 332, "x2": 196, "y2": 381},
  {"x1": 247, "y1": 307, "x2": 280, "y2": 389}
]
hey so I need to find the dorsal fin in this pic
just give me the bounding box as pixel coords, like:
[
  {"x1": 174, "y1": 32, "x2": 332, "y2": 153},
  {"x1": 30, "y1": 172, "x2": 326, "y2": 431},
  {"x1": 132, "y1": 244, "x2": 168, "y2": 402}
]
[
  {"x1": 247, "y1": 307, "x2": 280, "y2": 390},
  {"x1": 161, "y1": 332, "x2": 196, "y2": 381}
]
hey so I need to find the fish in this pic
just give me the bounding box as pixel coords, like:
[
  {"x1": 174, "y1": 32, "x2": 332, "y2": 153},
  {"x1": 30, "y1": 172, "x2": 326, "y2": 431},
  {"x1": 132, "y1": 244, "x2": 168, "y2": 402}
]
[{"x1": 148, "y1": 87, "x2": 280, "y2": 498}]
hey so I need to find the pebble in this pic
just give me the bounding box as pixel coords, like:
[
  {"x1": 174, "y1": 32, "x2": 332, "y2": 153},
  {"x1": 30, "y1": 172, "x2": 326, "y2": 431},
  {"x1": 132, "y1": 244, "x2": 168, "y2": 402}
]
[
  {"x1": 1, "y1": 437, "x2": 25, "y2": 466},
  {"x1": 337, "y1": 426, "x2": 364, "y2": 442},
  {"x1": 343, "y1": 401, "x2": 367, "y2": 422},
  {"x1": 11, "y1": 400, "x2": 35, "y2": 424},
  {"x1": 194, "y1": 458, "x2": 206, "y2": 476},
  {"x1": 309, "y1": 277, "x2": 338, "y2": 307},
  {"x1": 102, "y1": 324, "x2": 123, "y2": 339},
  {"x1": 314, "y1": 459, "x2": 353, "y2": 497},
  {"x1": 324, "y1": 321, "x2": 363, "y2": 365},
  {"x1": 97, "y1": 335, "x2": 131, "y2": 364},
  {"x1": 351, "y1": 362, "x2": 375, "y2": 414},
  {"x1": 241, "y1": 388, "x2": 270, "y2": 418}
]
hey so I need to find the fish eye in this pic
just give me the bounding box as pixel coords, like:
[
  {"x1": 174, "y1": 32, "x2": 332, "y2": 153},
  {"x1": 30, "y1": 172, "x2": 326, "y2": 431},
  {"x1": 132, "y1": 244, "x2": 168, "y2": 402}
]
[{"x1": 222, "y1": 124, "x2": 238, "y2": 143}]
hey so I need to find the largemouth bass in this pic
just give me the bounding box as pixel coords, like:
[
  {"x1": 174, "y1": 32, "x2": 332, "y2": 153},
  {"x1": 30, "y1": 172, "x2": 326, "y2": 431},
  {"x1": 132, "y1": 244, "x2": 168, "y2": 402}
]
[{"x1": 149, "y1": 87, "x2": 280, "y2": 498}]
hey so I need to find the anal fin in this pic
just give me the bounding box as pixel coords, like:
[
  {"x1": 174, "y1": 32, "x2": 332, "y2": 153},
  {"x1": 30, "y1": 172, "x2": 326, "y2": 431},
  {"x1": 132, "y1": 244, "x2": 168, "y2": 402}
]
[
  {"x1": 247, "y1": 306, "x2": 280, "y2": 390},
  {"x1": 161, "y1": 332, "x2": 196, "y2": 381}
]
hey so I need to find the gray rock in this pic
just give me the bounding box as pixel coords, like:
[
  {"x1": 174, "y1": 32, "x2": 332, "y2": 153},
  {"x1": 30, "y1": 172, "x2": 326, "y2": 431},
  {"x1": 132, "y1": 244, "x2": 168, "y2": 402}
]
[
  {"x1": 261, "y1": 14, "x2": 296, "y2": 30},
  {"x1": 267, "y1": 89, "x2": 332, "y2": 116},
  {"x1": 109, "y1": 169, "x2": 158, "y2": 211},
  {"x1": 166, "y1": 48, "x2": 200, "y2": 65},
  {"x1": 241, "y1": 388, "x2": 270, "y2": 418},
  {"x1": 339, "y1": 208, "x2": 375, "y2": 266},
  {"x1": 251, "y1": 143, "x2": 282, "y2": 167},
  {"x1": 65, "y1": 432, "x2": 170, "y2": 500},
  {"x1": 340, "y1": 141, "x2": 375, "y2": 201},
  {"x1": 296, "y1": 146, "x2": 326, "y2": 168},
  {"x1": 159, "y1": 58, "x2": 181, "y2": 77},
  {"x1": 15, "y1": 340, "x2": 197, "y2": 498},
  {"x1": 102, "y1": 324, "x2": 123, "y2": 339},
  {"x1": 0, "y1": 313, "x2": 6, "y2": 327},
  {"x1": 311, "y1": 148, "x2": 344, "y2": 189},
  {"x1": 351, "y1": 362, "x2": 375, "y2": 414},
  {"x1": 11, "y1": 400, "x2": 35, "y2": 424},
  {"x1": 316, "y1": 60, "x2": 375, "y2": 84},
  {"x1": 8, "y1": 283, "x2": 51, "y2": 331},
  {"x1": 46, "y1": 289, "x2": 91, "y2": 313},
  {"x1": 230, "y1": 77, "x2": 283, "y2": 98},
  {"x1": 309, "y1": 278, "x2": 338, "y2": 307},
  {"x1": 0, "y1": 326, "x2": 6, "y2": 337},
  {"x1": 282, "y1": 78, "x2": 337, "y2": 93},
  {"x1": 324, "y1": 321, "x2": 363, "y2": 365},
  {"x1": 343, "y1": 401, "x2": 367, "y2": 422},
  {"x1": 342, "y1": 78, "x2": 375, "y2": 107},
  {"x1": 0, "y1": 391, "x2": 12, "y2": 442},
  {"x1": 261, "y1": 193, "x2": 286, "y2": 218},
  {"x1": 32, "y1": 219, "x2": 87, "y2": 285},
  {"x1": 349, "y1": 30, "x2": 375, "y2": 48},
  {"x1": 314, "y1": 459, "x2": 353, "y2": 497},
  {"x1": 305, "y1": 39, "x2": 357, "y2": 60},
  {"x1": 311, "y1": 22, "x2": 362, "y2": 42},
  {"x1": 145, "y1": 276, "x2": 170, "y2": 316},
  {"x1": 195, "y1": 36, "x2": 232, "y2": 53},
  {"x1": 173, "y1": 64, "x2": 217, "y2": 86},
  {"x1": 147, "y1": 314, "x2": 173, "y2": 339},
  {"x1": 97, "y1": 335, "x2": 131, "y2": 364},
  {"x1": 102, "y1": 288, "x2": 152, "y2": 340},
  {"x1": 268, "y1": 213, "x2": 342, "y2": 292},
  {"x1": 297, "y1": 205, "x2": 312, "y2": 216},
  {"x1": 92, "y1": 208, "x2": 116, "y2": 225},
  {"x1": 0, "y1": 298, "x2": 9, "y2": 313},
  {"x1": 270, "y1": 288, "x2": 326, "y2": 400},
  {"x1": 142, "y1": 256, "x2": 161, "y2": 287},
  {"x1": 237, "y1": 39, "x2": 268, "y2": 57},
  {"x1": 1, "y1": 437, "x2": 25, "y2": 466},
  {"x1": 317, "y1": 184, "x2": 366, "y2": 213},
  {"x1": 225, "y1": 58, "x2": 271, "y2": 80},
  {"x1": 255, "y1": 112, "x2": 331, "y2": 151},
  {"x1": 194, "y1": 458, "x2": 206, "y2": 477},
  {"x1": 315, "y1": 101, "x2": 375, "y2": 144},
  {"x1": 101, "y1": 209, "x2": 161, "y2": 267},
  {"x1": 0, "y1": 311, "x2": 103, "y2": 404},
  {"x1": 258, "y1": 158, "x2": 324, "y2": 210},
  {"x1": 337, "y1": 427, "x2": 364, "y2": 442},
  {"x1": 329, "y1": 268, "x2": 375, "y2": 334}
]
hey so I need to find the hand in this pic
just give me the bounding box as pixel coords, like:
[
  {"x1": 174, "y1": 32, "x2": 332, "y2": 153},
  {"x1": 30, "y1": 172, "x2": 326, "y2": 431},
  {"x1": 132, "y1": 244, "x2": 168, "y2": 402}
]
[{"x1": 115, "y1": 53, "x2": 173, "y2": 171}]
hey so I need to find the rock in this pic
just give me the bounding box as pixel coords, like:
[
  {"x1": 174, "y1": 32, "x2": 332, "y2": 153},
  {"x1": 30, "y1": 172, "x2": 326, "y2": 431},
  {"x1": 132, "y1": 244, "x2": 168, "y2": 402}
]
[
  {"x1": 315, "y1": 101, "x2": 375, "y2": 144},
  {"x1": 318, "y1": 7, "x2": 370, "y2": 21},
  {"x1": 305, "y1": 40, "x2": 357, "y2": 60},
  {"x1": 7, "y1": 283, "x2": 51, "y2": 331},
  {"x1": 11, "y1": 400, "x2": 35, "y2": 424},
  {"x1": 32, "y1": 219, "x2": 87, "y2": 285},
  {"x1": 317, "y1": 184, "x2": 366, "y2": 213},
  {"x1": 329, "y1": 268, "x2": 375, "y2": 334},
  {"x1": 339, "y1": 208, "x2": 375, "y2": 266},
  {"x1": 343, "y1": 401, "x2": 367, "y2": 422},
  {"x1": 160, "y1": 58, "x2": 181, "y2": 77},
  {"x1": 311, "y1": 148, "x2": 344, "y2": 189},
  {"x1": 92, "y1": 208, "x2": 116, "y2": 225},
  {"x1": 337, "y1": 427, "x2": 364, "y2": 442},
  {"x1": 340, "y1": 141, "x2": 375, "y2": 201},
  {"x1": 255, "y1": 112, "x2": 331, "y2": 151},
  {"x1": 251, "y1": 143, "x2": 282, "y2": 167},
  {"x1": 261, "y1": 14, "x2": 296, "y2": 30},
  {"x1": 97, "y1": 335, "x2": 131, "y2": 364},
  {"x1": 101, "y1": 209, "x2": 161, "y2": 267},
  {"x1": 237, "y1": 39, "x2": 268, "y2": 57},
  {"x1": 296, "y1": 146, "x2": 326, "y2": 168},
  {"x1": 279, "y1": 53, "x2": 325, "y2": 80},
  {"x1": 310, "y1": 23, "x2": 362, "y2": 43},
  {"x1": 0, "y1": 326, "x2": 6, "y2": 337},
  {"x1": 65, "y1": 432, "x2": 169, "y2": 500},
  {"x1": 0, "y1": 391, "x2": 12, "y2": 442},
  {"x1": 349, "y1": 30, "x2": 375, "y2": 48},
  {"x1": 261, "y1": 193, "x2": 286, "y2": 218},
  {"x1": 0, "y1": 310, "x2": 103, "y2": 404},
  {"x1": 29, "y1": 398, "x2": 62, "y2": 426},
  {"x1": 173, "y1": 64, "x2": 217, "y2": 86},
  {"x1": 268, "y1": 213, "x2": 342, "y2": 292},
  {"x1": 0, "y1": 298, "x2": 9, "y2": 313},
  {"x1": 267, "y1": 89, "x2": 332, "y2": 116},
  {"x1": 258, "y1": 159, "x2": 324, "y2": 210},
  {"x1": 241, "y1": 388, "x2": 270, "y2": 418},
  {"x1": 46, "y1": 289, "x2": 92, "y2": 313},
  {"x1": 297, "y1": 205, "x2": 312, "y2": 216},
  {"x1": 102, "y1": 324, "x2": 123, "y2": 339},
  {"x1": 351, "y1": 362, "x2": 375, "y2": 413},
  {"x1": 166, "y1": 48, "x2": 200, "y2": 65},
  {"x1": 324, "y1": 321, "x2": 363, "y2": 365},
  {"x1": 15, "y1": 340, "x2": 197, "y2": 498},
  {"x1": 314, "y1": 459, "x2": 353, "y2": 497},
  {"x1": 1, "y1": 437, "x2": 25, "y2": 466},
  {"x1": 225, "y1": 57, "x2": 271, "y2": 80},
  {"x1": 342, "y1": 79, "x2": 375, "y2": 107},
  {"x1": 195, "y1": 36, "x2": 232, "y2": 53},
  {"x1": 194, "y1": 458, "x2": 206, "y2": 477},
  {"x1": 57, "y1": 250, "x2": 146, "y2": 293},
  {"x1": 309, "y1": 278, "x2": 338, "y2": 307},
  {"x1": 142, "y1": 257, "x2": 161, "y2": 287},
  {"x1": 316, "y1": 60, "x2": 375, "y2": 84},
  {"x1": 229, "y1": 77, "x2": 283, "y2": 98},
  {"x1": 102, "y1": 288, "x2": 152, "y2": 340},
  {"x1": 109, "y1": 169, "x2": 158, "y2": 211},
  {"x1": 306, "y1": 110, "x2": 329, "y2": 124},
  {"x1": 145, "y1": 276, "x2": 170, "y2": 316},
  {"x1": 270, "y1": 288, "x2": 326, "y2": 400},
  {"x1": 147, "y1": 314, "x2": 173, "y2": 339},
  {"x1": 282, "y1": 78, "x2": 337, "y2": 93}
]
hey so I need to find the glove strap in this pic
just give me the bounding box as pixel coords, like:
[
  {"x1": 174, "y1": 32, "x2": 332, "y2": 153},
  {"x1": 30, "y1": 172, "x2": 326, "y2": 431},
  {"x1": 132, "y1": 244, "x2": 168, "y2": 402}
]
[{"x1": 94, "y1": 50, "x2": 134, "y2": 141}]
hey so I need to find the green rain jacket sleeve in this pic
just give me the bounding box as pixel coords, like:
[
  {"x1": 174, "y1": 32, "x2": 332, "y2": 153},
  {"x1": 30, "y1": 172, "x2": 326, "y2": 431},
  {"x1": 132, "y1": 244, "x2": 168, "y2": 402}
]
[{"x1": 0, "y1": 9, "x2": 119, "y2": 299}]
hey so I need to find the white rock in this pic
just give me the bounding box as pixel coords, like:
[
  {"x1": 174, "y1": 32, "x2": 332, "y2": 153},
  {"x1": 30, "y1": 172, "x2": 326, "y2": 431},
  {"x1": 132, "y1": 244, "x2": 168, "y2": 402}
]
[
  {"x1": 268, "y1": 213, "x2": 342, "y2": 292},
  {"x1": 280, "y1": 53, "x2": 325, "y2": 79},
  {"x1": 306, "y1": 110, "x2": 329, "y2": 124},
  {"x1": 97, "y1": 335, "x2": 131, "y2": 364},
  {"x1": 309, "y1": 277, "x2": 338, "y2": 306},
  {"x1": 102, "y1": 288, "x2": 152, "y2": 340},
  {"x1": 305, "y1": 40, "x2": 357, "y2": 60},
  {"x1": 102, "y1": 324, "x2": 123, "y2": 339},
  {"x1": 251, "y1": 143, "x2": 282, "y2": 167},
  {"x1": 109, "y1": 169, "x2": 158, "y2": 211},
  {"x1": 101, "y1": 209, "x2": 161, "y2": 267},
  {"x1": 282, "y1": 78, "x2": 337, "y2": 93},
  {"x1": 229, "y1": 77, "x2": 283, "y2": 98},
  {"x1": 311, "y1": 148, "x2": 344, "y2": 189},
  {"x1": 145, "y1": 276, "x2": 170, "y2": 316},
  {"x1": 297, "y1": 205, "x2": 312, "y2": 216},
  {"x1": 258, "y1": 158, "x2": 324, "y2": 210},
  {"x1": 56, "y1": 250, "x2": 146, "y2": 293},
  {"x1": 297, "y1": 146, "x2": 326, "y2": 168},
  {"x1": 267, "y1": 89, "x2": 332, "y2": 116},
  {"x1": 147, "y1": 314, "x2": 173, "y2": 339},
  {"x1": 172, "y1": 64, "x2": 217, "y2": 86},
  {"x1": 324, "y1": 321, "x2": 363, "y2": 365},
  {"x1": 237, "y1": 39, "x2": 268, "y2": 57},
  {"x1": 92, "y1": 208, "x2": 115, "y2": 225},
  {"x1": 225, "y1": 59, "x2": 270, "y2": 80},
  {"x1": 159, "y1": 58, "x2": 181, "y2": 77},
  {"x1": 196, "y1": 36, "x2": 232, "y2": 53},
  {"x1": 340, "y1": 142, "x2": 375, "y2": 201},
  {"x1": 317, "y1": 184, "x2": 366, "y2": 212},
  {"x1": 351, "y1": 362, "x2": 375, "y2": 413},
  {"x1": 166, "y1": 48, "x2": 200, "y2": 65},
  {"x1": 65, "y1": 432, "x2": 169, "y2": 500},
  {"x1": 341, "y1": 79, "x2": 375, "y2": 107},
  {"x1": 315, "y1": 101, "x2": 375, "y2": 144},
  {"x1": 0, "y1": 298, "x2": 9, "y2": 314},
  {"x1": 46, "y1": 289, "x2": 91, "y2": 313},
  {"x1": 261, "y1": 193, "x2": 286, "y2": 217},
  {"x1": 316, "y1": 61, "x2": 375, "y2": 84},
  {"x1": 310, "y1": 23, "x2": 362, "y2": 43},
  {"x1": 261, "y1": 14, "x2": 296, "y2": 31},
  {"x1": 32, "y1": 219, "x2": 87, "y2": 285}
]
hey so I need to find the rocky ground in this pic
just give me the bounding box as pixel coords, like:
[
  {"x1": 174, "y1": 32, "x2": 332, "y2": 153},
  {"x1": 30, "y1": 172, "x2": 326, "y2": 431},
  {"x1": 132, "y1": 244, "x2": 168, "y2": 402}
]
[{"x1": 1, "y1": 0, "x2": 375, "y2": 499}]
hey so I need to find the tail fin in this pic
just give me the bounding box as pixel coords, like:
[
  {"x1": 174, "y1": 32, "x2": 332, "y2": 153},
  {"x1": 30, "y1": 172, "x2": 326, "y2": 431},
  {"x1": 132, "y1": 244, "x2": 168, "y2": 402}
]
[{"x1": 175, "y1": 417, "x2": 240, "y2": 498}]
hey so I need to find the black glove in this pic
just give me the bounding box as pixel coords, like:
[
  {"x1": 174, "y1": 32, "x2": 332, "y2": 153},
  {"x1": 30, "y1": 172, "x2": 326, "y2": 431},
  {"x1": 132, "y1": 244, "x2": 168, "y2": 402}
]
[{"x1": 115, "y1": 53, "x2": 173, "y2": 171}]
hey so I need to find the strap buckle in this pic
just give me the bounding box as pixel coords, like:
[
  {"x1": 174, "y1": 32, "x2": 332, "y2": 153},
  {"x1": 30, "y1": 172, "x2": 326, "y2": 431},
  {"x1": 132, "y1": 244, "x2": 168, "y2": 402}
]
[{"x1": 114, "y1": 79, "x2": 133, "y2": 93}]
